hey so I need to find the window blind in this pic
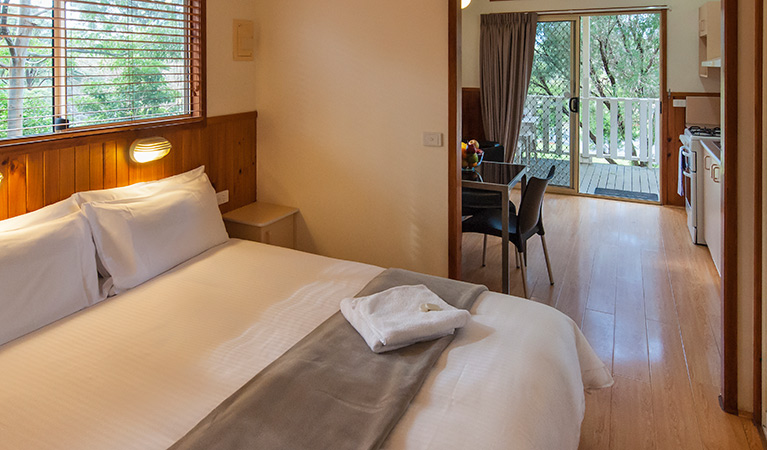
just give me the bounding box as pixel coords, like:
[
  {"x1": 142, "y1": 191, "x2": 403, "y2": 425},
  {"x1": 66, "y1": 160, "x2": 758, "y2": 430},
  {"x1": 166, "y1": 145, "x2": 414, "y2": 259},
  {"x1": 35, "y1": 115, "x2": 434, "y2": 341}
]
[{"x1": 0, "y1": 0, "x2": 203, "y2": 141}]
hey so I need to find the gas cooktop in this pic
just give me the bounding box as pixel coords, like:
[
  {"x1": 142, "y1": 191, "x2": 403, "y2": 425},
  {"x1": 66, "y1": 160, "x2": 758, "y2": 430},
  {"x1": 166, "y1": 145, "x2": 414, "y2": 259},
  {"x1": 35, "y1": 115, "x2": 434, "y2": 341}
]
[{"x1": 687, "y1": 126, "x2": 721, "y2": 137}]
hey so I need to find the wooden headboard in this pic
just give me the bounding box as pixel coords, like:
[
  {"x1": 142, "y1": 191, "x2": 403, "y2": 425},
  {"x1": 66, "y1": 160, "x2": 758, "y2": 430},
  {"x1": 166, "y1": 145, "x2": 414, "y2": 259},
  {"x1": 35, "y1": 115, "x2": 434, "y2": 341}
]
[{"x1": 0, "y1": 111, "x2": 257, "y2": 220}]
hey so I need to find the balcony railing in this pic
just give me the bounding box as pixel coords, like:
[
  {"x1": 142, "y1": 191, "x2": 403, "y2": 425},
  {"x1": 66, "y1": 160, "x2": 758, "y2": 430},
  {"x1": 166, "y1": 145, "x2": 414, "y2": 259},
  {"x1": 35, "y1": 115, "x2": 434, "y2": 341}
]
[
  {"x1": 515, "y1": 95, "x2": 661, "y2": 167},
  {"x1": 580, "y1": 96, "x2": 661, "y2": 165}
]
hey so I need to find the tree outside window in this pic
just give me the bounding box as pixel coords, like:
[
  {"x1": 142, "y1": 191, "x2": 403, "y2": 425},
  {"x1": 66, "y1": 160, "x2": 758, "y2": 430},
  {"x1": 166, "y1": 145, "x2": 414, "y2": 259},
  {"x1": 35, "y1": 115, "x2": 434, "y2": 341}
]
[{"x1": 0, "y1": 0, "x2": 201, "y2": 141}]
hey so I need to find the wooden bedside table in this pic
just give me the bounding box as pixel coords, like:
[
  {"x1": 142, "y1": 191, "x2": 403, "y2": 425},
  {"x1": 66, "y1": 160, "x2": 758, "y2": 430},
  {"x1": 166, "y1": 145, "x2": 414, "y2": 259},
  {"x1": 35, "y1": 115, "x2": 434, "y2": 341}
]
[{"x1": 223, "y1": 202, "x2": 299, "y2": 249}]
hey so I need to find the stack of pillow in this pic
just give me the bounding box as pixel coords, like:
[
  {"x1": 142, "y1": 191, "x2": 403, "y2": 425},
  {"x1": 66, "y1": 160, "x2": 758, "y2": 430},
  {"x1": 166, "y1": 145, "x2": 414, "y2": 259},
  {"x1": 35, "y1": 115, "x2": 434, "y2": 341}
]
[{"x1": 0, "y1": 166, "x2": 229, "y2": 347}]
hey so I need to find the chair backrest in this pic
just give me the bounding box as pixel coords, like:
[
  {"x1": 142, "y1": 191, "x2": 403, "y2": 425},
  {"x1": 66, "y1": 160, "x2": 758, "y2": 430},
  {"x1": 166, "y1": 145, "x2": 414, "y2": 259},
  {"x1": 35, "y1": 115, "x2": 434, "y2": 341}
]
[
  {"x1": 462, "y1": 188, "x2": 501, "y2": 214},
  {"x1": 517, "y1": 166, "x2": 555, "y2": 236},
  {"x1": 480, "y1": 144, "x2": 505, "y2": 162}
]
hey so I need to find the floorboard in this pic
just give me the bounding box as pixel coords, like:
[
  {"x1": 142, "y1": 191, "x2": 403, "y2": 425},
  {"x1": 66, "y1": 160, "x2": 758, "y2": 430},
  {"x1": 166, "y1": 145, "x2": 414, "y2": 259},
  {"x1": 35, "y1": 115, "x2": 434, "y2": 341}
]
[{"x1": 460, "y1": 193, "x2": 762, "y2": 450}]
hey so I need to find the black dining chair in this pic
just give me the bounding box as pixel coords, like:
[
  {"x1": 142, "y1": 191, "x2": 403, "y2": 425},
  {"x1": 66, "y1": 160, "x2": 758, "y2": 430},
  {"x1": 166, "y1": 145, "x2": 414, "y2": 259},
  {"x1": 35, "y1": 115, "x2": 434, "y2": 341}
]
[
  {"x1": 462, "y1": 188, "x2": 504, "y2": 266},
  {"x1": 462, "y1": 165, "x2": 555, "y2": 298}
]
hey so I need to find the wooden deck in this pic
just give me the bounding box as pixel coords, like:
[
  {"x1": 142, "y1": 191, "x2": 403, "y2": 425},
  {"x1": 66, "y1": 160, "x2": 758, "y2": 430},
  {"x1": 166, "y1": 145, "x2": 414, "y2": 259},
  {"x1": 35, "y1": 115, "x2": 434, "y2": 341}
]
[
  {"x1": 579, "y1": 162, "x2": 660, "y2": 199},
  {"x1": 522, "y1": 160, "x2": 660, "y2": 200}
]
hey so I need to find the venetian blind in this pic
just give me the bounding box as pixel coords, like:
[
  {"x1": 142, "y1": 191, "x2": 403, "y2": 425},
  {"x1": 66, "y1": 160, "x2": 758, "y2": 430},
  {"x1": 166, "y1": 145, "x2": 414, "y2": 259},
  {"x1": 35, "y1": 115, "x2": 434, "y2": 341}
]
[{"x1": 0, "y1": 0, "x2": 203, "y2": 141}]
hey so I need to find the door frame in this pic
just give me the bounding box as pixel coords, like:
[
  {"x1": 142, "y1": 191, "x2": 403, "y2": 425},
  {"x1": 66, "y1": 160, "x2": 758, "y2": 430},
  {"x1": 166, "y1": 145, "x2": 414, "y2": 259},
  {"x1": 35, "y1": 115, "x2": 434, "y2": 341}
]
[
  {"x1": 448, "y1": 0, "x2": 461, "y2": 280},
  {"x1": 449, "y1": 0, "x2": 754, "y2": 423},
  {"x1": 531, "y1": 15, "x2": 581, "y2": 194},
  {"x1": 448, "y1": 5, "x2": 668, "y2": 279},
  {"x1": 722, "y1": 0, "x2": 739, "y2": 416}
]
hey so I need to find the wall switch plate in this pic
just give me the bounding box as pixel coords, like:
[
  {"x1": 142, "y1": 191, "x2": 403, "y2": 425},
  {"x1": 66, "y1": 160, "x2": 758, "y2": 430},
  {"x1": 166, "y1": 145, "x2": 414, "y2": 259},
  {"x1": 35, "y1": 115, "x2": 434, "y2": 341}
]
[
  {"x1": 216, "y1": 190, "x2": 229, "y2": 205},
  {"x1": 673, "y1": 99, "x2": 687, "y2": 108},
  {"x1": 233, "y1": 20, "x2": 255, "y2": 61},
  {"x1": 423, "y1": 132, "x2": 443, "y2": 147}
]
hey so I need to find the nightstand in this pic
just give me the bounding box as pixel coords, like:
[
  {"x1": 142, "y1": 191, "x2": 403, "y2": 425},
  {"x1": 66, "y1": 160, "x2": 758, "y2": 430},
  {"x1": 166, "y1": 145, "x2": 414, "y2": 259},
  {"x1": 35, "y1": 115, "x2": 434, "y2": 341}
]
[{"x1": 223, "y1": 202, "x2": 299, "y2": 249}]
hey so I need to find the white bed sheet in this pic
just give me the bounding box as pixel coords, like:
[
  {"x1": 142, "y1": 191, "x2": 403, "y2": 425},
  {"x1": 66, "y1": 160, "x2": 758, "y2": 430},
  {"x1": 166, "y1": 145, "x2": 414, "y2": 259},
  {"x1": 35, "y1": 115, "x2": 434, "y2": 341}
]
[{"x1": 0, "y1": 239, "x2": 610, "y2": 450}]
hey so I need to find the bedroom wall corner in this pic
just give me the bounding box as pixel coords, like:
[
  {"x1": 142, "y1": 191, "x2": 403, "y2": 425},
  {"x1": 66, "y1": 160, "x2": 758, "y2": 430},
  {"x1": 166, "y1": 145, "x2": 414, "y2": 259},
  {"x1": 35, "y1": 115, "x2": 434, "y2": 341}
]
[
  {"x1": 253, "y1": 0, "x2": 450, "y2": 277},
  {"x1": 206, "y1": 0, "x2": 259, "y2": 117}
]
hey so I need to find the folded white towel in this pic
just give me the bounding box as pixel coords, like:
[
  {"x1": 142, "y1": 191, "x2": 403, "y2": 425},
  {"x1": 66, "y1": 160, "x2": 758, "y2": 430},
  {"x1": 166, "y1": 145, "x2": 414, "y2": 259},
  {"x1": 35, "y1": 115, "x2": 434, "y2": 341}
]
[{"x1": 340, "y1": 284, "x2": 471, "y2": 353}]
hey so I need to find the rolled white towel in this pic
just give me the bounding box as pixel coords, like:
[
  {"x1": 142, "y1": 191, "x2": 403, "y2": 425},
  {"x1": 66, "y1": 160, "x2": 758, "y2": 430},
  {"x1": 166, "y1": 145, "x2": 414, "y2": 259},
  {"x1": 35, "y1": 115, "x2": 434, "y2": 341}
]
[{"x1": 340, "y1": 284, "x2": 471, "y2": 353}]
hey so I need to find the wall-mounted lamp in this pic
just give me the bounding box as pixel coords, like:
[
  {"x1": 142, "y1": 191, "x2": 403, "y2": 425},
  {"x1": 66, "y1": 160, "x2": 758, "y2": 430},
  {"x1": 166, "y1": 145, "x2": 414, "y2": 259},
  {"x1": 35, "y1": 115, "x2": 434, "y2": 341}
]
[
  {"x1": 129, "y1": 137, "x2": 172, "y2": 163},
  {"x1": 461, "y1": 0, "x2": 471, "y2": 9}
]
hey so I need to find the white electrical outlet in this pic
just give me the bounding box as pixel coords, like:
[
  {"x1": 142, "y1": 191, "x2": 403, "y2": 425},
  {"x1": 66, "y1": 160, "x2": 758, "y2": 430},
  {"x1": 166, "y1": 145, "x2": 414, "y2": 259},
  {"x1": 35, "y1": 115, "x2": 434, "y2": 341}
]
[
  {"x1": 423, "y1": 132, "x2": 443, "y2": 147},
  {"x1": 673, "y1": 99, "x2": 687, "y2": 108},
  {"x1": 216, "y1": 190, "x2": 229, "y2": 205}
]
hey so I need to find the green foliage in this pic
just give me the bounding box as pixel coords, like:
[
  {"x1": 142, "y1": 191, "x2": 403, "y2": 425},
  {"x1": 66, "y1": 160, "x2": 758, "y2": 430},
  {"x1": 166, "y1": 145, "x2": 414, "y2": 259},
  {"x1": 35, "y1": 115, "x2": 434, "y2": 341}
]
[
  {"x1": 529, "y1": 21, "x2": 572, "y2": 97},
  {"x1": 586, "y1": 14, "x2": 660, "y2": 99},
  {"x1": 520, "y1": 14, "x2": 661, "y2": 167},
  {"x1": 583, "y1": 14, "x2": 661, "y2": 164},
  {"x1": 1, "y1": 0, "x2": 188, "y2": 139},
  {"x1": 0, "y1": 0, "x2": 55, "y2": 139},
  {"x1": 67, "y1": 0, "x2": 185, "y2": 125}
]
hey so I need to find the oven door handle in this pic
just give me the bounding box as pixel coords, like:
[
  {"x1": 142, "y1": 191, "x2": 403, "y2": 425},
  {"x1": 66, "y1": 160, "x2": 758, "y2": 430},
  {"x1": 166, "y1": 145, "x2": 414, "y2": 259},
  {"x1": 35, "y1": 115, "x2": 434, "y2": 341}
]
[{"x1": 681, "y1": 147, "x2": 696, "y2": 172}]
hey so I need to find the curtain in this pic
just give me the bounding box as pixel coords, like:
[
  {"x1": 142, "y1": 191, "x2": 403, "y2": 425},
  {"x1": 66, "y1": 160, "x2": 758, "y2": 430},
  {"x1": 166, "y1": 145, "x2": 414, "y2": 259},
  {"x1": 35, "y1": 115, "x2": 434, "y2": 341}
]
[{"x1": 480, "y1": 13, "x2": 538, "y2": 163}]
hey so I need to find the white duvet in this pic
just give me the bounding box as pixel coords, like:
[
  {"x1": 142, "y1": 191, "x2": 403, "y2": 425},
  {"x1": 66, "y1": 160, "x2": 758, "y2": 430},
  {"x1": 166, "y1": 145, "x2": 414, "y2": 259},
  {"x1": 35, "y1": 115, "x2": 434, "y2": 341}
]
[{"x1": 0, "y1": 239, "x2": 611, "y2": 450}]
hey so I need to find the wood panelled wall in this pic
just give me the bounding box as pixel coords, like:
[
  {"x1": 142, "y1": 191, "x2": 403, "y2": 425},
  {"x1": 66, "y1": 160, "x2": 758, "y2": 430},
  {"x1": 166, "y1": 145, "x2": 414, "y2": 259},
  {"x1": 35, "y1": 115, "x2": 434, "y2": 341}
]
[
  {"x1": 462, "y1": 87, "x2": 486, "y2": 142},
  {"x1": 0, "y1": 111, "x2": 257, "y2": 220}
]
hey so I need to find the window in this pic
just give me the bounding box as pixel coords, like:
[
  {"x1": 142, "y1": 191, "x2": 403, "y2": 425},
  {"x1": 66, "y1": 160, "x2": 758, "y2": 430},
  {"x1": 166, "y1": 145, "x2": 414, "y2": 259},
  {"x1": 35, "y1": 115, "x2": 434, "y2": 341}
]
[{"x1": 0, "y1": 0, "x2": 203, "y2": 142}]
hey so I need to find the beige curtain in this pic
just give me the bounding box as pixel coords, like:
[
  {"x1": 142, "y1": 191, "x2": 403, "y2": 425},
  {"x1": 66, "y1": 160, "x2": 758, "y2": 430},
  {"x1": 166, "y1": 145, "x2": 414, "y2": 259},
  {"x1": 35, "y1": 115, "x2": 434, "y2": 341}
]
[{"x1": 480, "y1": 13, "x2": 538, "y2": 163}]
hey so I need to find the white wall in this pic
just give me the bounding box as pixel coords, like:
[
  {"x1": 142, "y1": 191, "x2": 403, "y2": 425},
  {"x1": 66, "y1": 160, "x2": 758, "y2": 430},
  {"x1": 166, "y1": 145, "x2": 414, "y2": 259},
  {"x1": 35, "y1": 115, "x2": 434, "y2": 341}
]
[
  {"x1": 461, "y1": 0, "x2": 721, "y2": 94},
  {"x1": 206, "y1": 0, "x2": 259, "y2": 117},
  {"x1": 253, "y1": 1, "x2": 450, "y2": 276}
]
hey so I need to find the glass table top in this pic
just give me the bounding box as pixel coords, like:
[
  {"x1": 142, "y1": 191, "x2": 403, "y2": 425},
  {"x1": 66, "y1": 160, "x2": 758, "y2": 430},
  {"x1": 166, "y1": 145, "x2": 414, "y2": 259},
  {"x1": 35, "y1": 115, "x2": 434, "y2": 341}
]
[{"x1": 461, "y1": 162, "x2": 527, "y2": 188}]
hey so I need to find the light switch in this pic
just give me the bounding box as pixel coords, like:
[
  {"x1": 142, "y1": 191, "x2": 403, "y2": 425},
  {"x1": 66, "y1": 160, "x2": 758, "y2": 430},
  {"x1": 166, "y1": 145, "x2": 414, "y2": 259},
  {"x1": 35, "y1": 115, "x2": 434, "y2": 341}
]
[
  {"x1": 423, "y1": 132, "x2": 443, "y2": 147},
  {"x1": 233, "y1": 20, "x2": 254, "y2": 61}
]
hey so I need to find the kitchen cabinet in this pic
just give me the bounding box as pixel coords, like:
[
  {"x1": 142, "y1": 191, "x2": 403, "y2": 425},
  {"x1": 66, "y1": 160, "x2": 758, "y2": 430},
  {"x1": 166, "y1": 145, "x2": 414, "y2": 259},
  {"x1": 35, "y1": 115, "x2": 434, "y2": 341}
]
[
  {"x1": 702, "y1": 140, "x2": 722, "y2": 275},
  {"x1": 699, "y1": 1, "x2": 721, "y2": 77}
]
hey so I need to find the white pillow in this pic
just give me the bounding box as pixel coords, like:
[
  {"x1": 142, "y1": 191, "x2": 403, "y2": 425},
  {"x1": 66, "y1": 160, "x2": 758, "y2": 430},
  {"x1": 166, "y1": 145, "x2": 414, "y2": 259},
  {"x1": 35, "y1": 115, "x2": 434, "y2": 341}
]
[
  {"x1": 0, "y1": 196, "x2": 80, "y2": 232},
  {"x1": 0, "y1": 212, "x2": 103, "y2": 347},
  {"x1": 74, "y1": 166, "x2": 206, "y2": 206},
  {"x1": 83, "y1": 175, "x2": 229, "y2": 294}
]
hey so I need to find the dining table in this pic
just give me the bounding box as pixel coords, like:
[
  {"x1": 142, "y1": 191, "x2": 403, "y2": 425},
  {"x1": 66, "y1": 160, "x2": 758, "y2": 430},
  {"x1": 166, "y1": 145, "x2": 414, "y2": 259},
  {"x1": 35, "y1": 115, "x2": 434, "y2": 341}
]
[{"x1": 461, "y1": 161, "x2": 528, "y2": 295}]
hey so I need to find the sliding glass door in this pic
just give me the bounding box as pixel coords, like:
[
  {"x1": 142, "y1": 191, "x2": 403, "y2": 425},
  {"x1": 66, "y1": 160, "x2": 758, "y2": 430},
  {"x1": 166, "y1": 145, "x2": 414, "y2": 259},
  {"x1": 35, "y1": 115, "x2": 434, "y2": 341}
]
[{"x1": 515, "y1": 18, "x2": 580, "y2": 190}]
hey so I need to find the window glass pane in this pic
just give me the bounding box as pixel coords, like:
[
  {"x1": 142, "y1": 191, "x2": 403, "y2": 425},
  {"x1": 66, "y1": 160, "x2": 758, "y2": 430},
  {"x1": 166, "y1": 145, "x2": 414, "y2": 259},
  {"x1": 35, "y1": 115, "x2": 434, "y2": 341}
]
[
  {"x1": 0, "y1": 0, "x2": 54, "y2": 139},
  {"x1": 0, "y1": 0, "x2": 201, "y2": 142},
  {"x1": 64, "y1": 0, "x2": 189, "y2": 128}
]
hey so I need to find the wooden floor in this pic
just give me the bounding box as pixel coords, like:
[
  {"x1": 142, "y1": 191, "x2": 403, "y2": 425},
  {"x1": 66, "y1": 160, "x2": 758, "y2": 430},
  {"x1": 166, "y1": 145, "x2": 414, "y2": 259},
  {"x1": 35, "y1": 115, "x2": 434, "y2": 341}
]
[
  {"x1": 461, "y1": 193, "x2": 763, "y2": 450},
  {"x1": 579, "y1": 162, "x2": 660, "y2": 198}
]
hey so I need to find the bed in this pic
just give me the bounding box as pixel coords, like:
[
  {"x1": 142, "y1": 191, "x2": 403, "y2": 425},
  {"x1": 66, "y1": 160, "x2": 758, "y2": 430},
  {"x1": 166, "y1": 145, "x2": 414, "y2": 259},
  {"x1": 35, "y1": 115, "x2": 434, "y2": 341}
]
[{"x1": 0, "y1": 168, "x2": 611, "y2": 450}]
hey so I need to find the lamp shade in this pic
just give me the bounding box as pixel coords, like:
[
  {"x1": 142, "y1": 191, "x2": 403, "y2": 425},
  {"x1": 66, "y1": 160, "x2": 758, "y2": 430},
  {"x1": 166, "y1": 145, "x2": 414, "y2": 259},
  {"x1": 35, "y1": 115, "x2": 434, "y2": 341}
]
[
  {"x1": 461, "y1": 0, "x2": 471, "y2": 8},
  {"x1": 129, "y1": 137, "x2": 172, "y2": 163}
]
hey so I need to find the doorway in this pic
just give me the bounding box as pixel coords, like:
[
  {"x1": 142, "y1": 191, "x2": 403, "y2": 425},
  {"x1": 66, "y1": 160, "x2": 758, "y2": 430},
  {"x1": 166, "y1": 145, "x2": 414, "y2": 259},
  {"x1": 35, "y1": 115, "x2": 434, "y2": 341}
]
[
  {"x1": 578, "y1": 13, "x2": 662, "y2": 202},
  {"x1": 517, "y1": 12, "x2": 662, "y2": 201}
]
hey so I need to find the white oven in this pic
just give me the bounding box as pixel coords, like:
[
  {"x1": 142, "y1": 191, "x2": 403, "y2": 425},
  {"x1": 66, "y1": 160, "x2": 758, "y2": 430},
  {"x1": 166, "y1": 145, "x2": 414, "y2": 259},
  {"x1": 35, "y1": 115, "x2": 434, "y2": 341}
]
[
  {"x1": 680, "y1": 128, "x2": 719, "y2": 244},
  {"x1": 680, "y1": 141, "x2": 696, "y2": 241}
]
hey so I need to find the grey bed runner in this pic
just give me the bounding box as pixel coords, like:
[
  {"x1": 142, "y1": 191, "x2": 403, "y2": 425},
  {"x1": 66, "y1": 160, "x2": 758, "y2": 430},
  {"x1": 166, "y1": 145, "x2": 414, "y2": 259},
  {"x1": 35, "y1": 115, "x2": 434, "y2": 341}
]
[{"x1": 169, "y1": 268, "x2": 487, "y2": 450}]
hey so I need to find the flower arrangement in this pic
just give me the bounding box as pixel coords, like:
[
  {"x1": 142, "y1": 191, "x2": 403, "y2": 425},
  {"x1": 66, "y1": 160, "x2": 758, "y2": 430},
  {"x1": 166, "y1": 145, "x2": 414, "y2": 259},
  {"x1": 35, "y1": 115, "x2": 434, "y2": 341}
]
[{"x1": 461, "y1": 140, "x2": 484, "y2": 170}]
